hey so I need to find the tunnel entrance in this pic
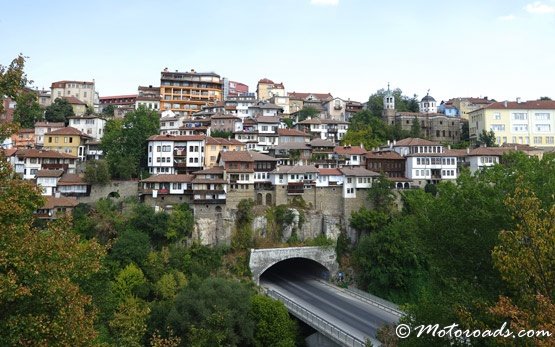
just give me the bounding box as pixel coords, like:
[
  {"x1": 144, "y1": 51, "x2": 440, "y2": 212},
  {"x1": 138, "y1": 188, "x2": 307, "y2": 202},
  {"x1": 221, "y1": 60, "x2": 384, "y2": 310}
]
[{"x1": 259, "y1": 257, "x2": 330, "y2": 285}]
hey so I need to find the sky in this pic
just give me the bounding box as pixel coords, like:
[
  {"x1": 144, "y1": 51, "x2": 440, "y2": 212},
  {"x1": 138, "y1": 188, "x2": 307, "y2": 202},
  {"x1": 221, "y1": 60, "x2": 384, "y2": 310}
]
[{"x1": 1, "y1": 0, "x2": 554, "y2": 104}]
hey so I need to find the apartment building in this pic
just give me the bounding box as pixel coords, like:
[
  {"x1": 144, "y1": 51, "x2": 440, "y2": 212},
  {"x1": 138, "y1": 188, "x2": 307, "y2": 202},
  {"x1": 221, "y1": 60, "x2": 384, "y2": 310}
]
[
  {"x1": 468, "y1": 99, "x2": 555, "y2": 148},
  {"x1": 256, "y1": 78, "x2": 285, "y2": 101},
  {"x1": 295, "y1": 118, "x2": 348, "y2": 143},
  {"x1": 43, "y1": 127, "x2": 91, "y2": 161},
  {"x1": 6, "y1": 148, "x2": 77, "y2": 179},
  {"x1": 68, "y1": 116, "x2": 106, "y2": 140},
  {"x1": 51, "y1": 80, "x2": 95, "y2": 107},
  {"x1": 147, "y1": 134, "x2": 206, "y2": 174},
  {"x1": 205, "y1": 137, "x2": 245, "y2": 168},
  {"x1": 136, "y1": 85, "x2": 160, "y2": 111},
  {"x1": 160, "y1": 68, "x2": 223, "y2": 116}
]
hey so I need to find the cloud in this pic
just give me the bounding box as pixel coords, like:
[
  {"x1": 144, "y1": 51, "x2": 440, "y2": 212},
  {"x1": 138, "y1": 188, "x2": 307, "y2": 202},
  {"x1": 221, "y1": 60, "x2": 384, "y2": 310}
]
[
  {"x1": 498, "y1": 14, "x2": 516, "y2": 20},
  {"x1": 524, "y1": 1, "x2": 555, "y2": 14},
  {"x1": 310, "y1": 0, "x2": 339, "y2": 6}
]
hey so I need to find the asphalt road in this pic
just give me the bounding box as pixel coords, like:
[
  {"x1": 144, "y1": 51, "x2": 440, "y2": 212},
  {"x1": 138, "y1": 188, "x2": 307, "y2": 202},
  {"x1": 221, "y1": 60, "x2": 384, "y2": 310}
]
[{"x1": 261, "y1": 268, "x2": 399, "y2": 343}]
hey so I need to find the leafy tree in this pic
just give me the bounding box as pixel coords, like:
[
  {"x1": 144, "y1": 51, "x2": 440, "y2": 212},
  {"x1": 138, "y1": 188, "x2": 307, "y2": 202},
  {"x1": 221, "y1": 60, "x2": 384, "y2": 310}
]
[
  {"x1": 101, "y1": 106, "x2": 159, "y2": 179},
  {"x1": 167, "y1": 277, "x2": 255, "y2": 347},
  {"x1": 109, "y1": 296, "x2": 151, "y2": 347},
  {"x1": 409, "y1": 116, "x2": 421, "y2": 138},
  {"x1": 366, "y1": 88, "x2": 419, "y2": 117},
  {"x1": 210, "y1": 130, "x2": 233, "y2": 138},
  {"x1": 84, "y1": 159, "x2": 111, "y2": 185},
  {"x1": 282, "y1": 118, "x2": 294, "y2": 128},
  {"x1": 539, "y1": 96, "x2": 552, "y2": 101},
  {"x1": 44, "y1": 97, "x2": 75, "y2": 124},
  {"x1": 110, "y1": 229, "x2": 150, "y2": 267},
  {"x1": 0, "y1": 55, "x2": 30, "y2": 141},
  {"x1": 0, "y1": 159, "x2": 105, "y2": 345},
  {"x1": 112, "y1": 263, "x2": 148, "y2": 300},
  {"x1": 102, "y1": 104, "x2": 115, "y2": 117},
  {"x1": 478, "y1": 129, "x2": 497, "y2": 147},
  {"x1": 13, "y1": 91, "x2": 43, "y2": 128},
  {"x1": 85, "y1": 105, "x2": 94, "y2": 115},
  {"x1": 232, "y1": 199, "x2": 255, "y2": 250},
  {"x1": 154, "y1": 271, "x2": 187, "y2": 301},
  {"x1": 251, "y1": 295, "x2": 297, "y2": 347},
  {"x1": 128, "y1": 203, "x2": 169, "y2": 247},
  {"x1": 167, "y1": 203, "x2": 194, "y2": 241},
  {"x1": 295, "y1": 106, "x2": 320, "y2": 122}
]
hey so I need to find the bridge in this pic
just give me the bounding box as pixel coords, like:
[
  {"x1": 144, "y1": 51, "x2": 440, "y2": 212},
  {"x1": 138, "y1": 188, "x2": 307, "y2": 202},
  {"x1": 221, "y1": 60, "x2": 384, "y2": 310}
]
[{"x1": 250, "y1": 247, "x2": 403, "y2": 347}]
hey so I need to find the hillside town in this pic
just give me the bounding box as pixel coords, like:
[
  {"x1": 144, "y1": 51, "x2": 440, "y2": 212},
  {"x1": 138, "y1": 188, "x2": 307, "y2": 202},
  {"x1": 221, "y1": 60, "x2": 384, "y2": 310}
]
[{"x1": 1, "y1": 71, "x2": 553, "y2": 230}]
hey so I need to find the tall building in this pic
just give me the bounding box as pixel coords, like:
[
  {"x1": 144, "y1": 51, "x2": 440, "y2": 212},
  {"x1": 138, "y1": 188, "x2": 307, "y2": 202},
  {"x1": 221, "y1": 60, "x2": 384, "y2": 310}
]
[
  {"x1": 468, "y1": 99, "x2": 555, "y2": 147},
  {"x1": 160, "y1": 68, "x2": 223, "y2": 116},
  {"x1": 50, "y1": 80, "x2": 95, "y2": 107},
  {"x1": 222, "y1": 78, "x2": 248, "y2": 99},
  {"x1": 256, "y1": 78, "x2": 285, "y2": 101}
]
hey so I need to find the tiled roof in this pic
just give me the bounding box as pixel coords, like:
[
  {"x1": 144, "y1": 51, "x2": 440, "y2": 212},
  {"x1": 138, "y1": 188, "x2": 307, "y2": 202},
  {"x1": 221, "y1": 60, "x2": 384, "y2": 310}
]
[
  {"x1": 271, "y1": 165, "x2": 319, "y2": 174},
  {"x1": 15, "y1": 149, "x2": 77, "y2": 159},
  {"x1": 500, "y1": 143, "x2": 543, "y2": 151},
  {"x1": 334, "y1": 145, "x2": 367, "y2": 155},
  {"x1": 3, "y1": 148, "x2": 18, "y2": 157},
  {"x1": 43, "y1": 196, "x2": 79, "y2": 209},
  {"x1": 474, "y1": 100, "x2": 555, "y2": 111},
  {"x1": 35, "y1": 170, "x2": 64, "y2": 178},
  {"x1": 318, "y1": 168, "x2": 342, "y2": 176},
  {"x1": 191, "y1": 178, "x2": 227, "y2": 184},
  {"x1": 394, "y1": 137, "x2": 440, "y2": 146},
  {"x1": 45, "y1": 127, "x2": 91, "y2": 137},
  {"x1": 443, "y1": 149, "x2": 468, "y2": 157},
  {"x1": 34, "y1": 122, "x2": 65, "y2": 128},
  {"x1": 62, "y1": 96, "x2": 87, "y2": 105},
  {"x1": 18, "y1": 128, "x2": 34, "y2": 133},
  {"x1": 220, "y1": 151, "x2": 253, "y2": 162},
  {"x1": 211, "y1": 113, "x2": 241, "y2": 120},
  {"x1": 148, "y1": 134, "x2": 206, "y2": 141},
  {"x1": 365, "y1": 151, "x2": 404, "y2": 160},
  {"x1": 250, "y1": 152, "x2": 278, "y2": 161},
  {"x1": 140, "y1": 174, "x2": 194, "y2": 183},
  {"x1": 51, "y1": 80, "x2": 94, "y2": 88},
  {"x1": 277, "y1": 128, "x2": 308, "y2": 136},
  {"x1": 258, "y1": 78, "x2": 275, "y2": 84},
  {"x1": 273, "y1": 142, "x2": 311, "y2": 150},
  {"x1": 58, "y1": 174, "x2": 88, "y2": 185},
  {"x1": 339, "y1": 167, "x2": 380, "y2": 177},
  {"x1": 206, "y1": 137, "x2": 244, "y2": 146},
  {"x1": 288, "y1": 92, "x2": 333, "y2": 101},
  {"x1": 255, "y1": 116, "x2": 282, "y2": 123},
  {"x1": 467, "y1": 147, "x2": 514, "y2": 156},
  {"x1": 192, "y1": 167, "x2": 225, "y2": 174},
  {"x1": 309, "y1": 139, "x2": 336, "y2": 147}
]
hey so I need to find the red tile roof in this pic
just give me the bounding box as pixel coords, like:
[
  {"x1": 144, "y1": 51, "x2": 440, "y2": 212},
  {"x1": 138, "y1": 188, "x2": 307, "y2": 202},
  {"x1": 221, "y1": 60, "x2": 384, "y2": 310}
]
[
  {"x1": 15, "y1": 149, "x2": 77, "y2": 159},
  {"x1": 51, "y1": 80, "x2": 94, "y2": 88},
  {"x1": 45, "y1": 127, "x2": 91, "y2": 137},
  {"x1": 476, "y1": 100, "x2": 555, "y2": 111},
  {"x1": 394, "y1": 137, "x2": 440, "y2": 146},
  {"x1": 140, "y1": 174, "x2": 194, "y2": 183},
  {"x1": 58, "y1": 174, "x2": 88, "y2": 185},
  {"x1": 339, "y1": 167, "x2": 380, "y2": 177},
  {"x1": 365, "y1": 151, "x2": 404, "y2": 160},
  {"x1": 288, "y1": 92, "x2": 333, "y2": 101},
  {"x1": 206, "y1": 137, "x2": 244, "y2": 146},
  {"x1": 318, "y1": 168, "x2": 342, "y2": 176},
  {"x1": 43, "y1": 196, "x2": 79, "y2": 209},
  {"x1": 34, "y1": 122, "x2": 65, "y2": 128},
  {"x1": 148, "y1": 134, "x2": 206, "y2": 141},
  {"x1": 334, "y1": 145, "x2": 367, "y2": 155},
  {"x1": 35, "y1": 170, "x2": 64, "y2": 178},
  {"x1": 277, "y1": 128, "x2": 309, "y2": 137}
]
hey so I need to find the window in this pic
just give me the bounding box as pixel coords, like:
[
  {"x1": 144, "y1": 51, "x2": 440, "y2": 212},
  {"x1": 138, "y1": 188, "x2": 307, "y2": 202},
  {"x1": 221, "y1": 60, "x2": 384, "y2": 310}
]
[
  {"x1": 535, "y1": 113, "x2": 550, "y2": 121},
  {"x1": 493, "y1": 113, "x2": 501, "y2": 120},
  {"x1": 48, "y1": 137, "x2": 52, "y2": 143},
  {"x1": 347, "y1": 178, "x2": 352, "y2": 183},
  {"x1": 512, "y1": 124, "x2": 528, "y2": 132},
  {"x1": 546, "y1": 136, "x2": 554, "y2": 144},
  {"x1": 512, "y1": 113, "x2": 528, "y2": 121},
  {"x1": 491, "y1": 124, "x2": 505, "y2": 132},
  {"x1": 534, "y1": 137, "x2": 542, "y2": 144},
  {"x1": 157, "y1": 157, "x2": 161, "y2": 163},
  {"x1": 536, "y1": 124, "x2": 551, "y2": 132}
]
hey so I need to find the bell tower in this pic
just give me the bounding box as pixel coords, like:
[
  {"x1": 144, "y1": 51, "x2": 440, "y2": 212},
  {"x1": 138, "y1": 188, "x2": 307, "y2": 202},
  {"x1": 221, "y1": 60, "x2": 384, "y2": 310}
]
[{"x1": 382, "y1": 83, "x2": 396, "y2": 125}]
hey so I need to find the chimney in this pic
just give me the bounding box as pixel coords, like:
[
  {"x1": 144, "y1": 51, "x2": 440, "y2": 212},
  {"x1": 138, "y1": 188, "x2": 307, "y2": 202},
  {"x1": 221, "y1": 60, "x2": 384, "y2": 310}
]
[
  {"x1": 516, "y1": 97, "x2": 521, "y2": 103},
  {"x1": 448, "y1": 144, "x2": 451, "y2": 150},
  {"x1": 393, "y1": 139, "x2": 397, "y2": 146},
  {"x1": 360, "y1": 143, "x2": 364, "y2": 149},
  {"x1": 387, "y1": 140, "x2": 390, "y2": 146},
  {"x1": 504, "y1": 100, "x2": 508, "y2": 108},
  {"x1": 466, "y1": 147, "x2": 470, "y2": 154}
]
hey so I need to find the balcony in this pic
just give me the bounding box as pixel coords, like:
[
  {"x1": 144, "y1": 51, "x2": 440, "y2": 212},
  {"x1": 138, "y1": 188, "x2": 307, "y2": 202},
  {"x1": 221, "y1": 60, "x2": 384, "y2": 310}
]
[
  {"x1": 287, "y1": 182, "x2": 304, "y2": 195},
  {"x1": 193, "y1": 199, "x2": 226, "y2": 205},
  {"x1": 42, "y1": 163, "x2": 69, "y2": 171},
  {"x1": 174, "y1": 149, "x2": 187, "y2": 157}
]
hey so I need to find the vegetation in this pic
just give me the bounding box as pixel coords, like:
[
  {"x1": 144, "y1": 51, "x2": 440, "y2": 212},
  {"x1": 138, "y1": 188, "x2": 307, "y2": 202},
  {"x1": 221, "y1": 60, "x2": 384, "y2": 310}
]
[
  {"x1": 210, "y1": 130, "x2": 234, "y2": 138},
  {"x1": 295, "y1": 106, "x2": 320, "y2": 122},
  {"x1": 13, "y1": 90, "x2": 43, "y2": 128},
  {"x1": 102, "y1": 104, "x2": 116, "y2": 117},
  {"x1": 44, "y1": 97, "x2": 75, "y2": 124},
  {"x1": 478, "y1": 129, "x2": 497, "y2": 147},
  {"x1": 101, "y1": 106, "x2": 159, "y2": 179},
  {"x1": 84, "y1": 159, "x2": 111, "y2": 185}
]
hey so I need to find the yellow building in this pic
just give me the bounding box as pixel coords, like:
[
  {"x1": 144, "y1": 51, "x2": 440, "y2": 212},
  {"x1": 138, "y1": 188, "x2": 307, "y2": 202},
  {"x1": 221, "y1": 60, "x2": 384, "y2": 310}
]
[
  {"x1": 43, "y1": 127, "x2": 91, "y2": 161},
  {"x1": 469, "y1": 100, "x2": 555, "y2": 148},
  {"x1": 204, "y1": 137, "x2": 246, "y2": 167},
  {"x1": 449, "y1": 97, "x2": 493, "y2": 120},
  {"x1": 160, "y1": 68, "x2": 222, "y2": 116}
]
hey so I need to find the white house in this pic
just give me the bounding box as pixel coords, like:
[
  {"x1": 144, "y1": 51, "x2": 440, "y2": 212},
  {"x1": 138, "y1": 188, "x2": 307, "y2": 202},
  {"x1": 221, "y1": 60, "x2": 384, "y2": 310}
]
[
  {"x1": 67, "y1": 116, "x2": 106, "y2": 141},
  {"x1": 34, "y1": 122, "x2": 65, "y2": 148},
  {"x1": 316, "y1": 168, "x2": 344, "y2": 187},
  {"x1": 7, "y1": 148, "x2": 77, "y2": 180},
  {"x1": 147, "y1": 134, "x2": 205, "y2": 174},
  {"x1": 339, "y1": 167, "x2": 379, "y2": 199},
  {"x1": 36, "y1": 170, "x2": 64, "y2": 195}
]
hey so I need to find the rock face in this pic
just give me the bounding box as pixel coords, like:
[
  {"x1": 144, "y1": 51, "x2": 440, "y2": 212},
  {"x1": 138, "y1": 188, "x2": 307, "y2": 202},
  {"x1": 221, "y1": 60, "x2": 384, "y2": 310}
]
[{"x1": 192, "y1": 207, "x2": 345, "y2": 246}]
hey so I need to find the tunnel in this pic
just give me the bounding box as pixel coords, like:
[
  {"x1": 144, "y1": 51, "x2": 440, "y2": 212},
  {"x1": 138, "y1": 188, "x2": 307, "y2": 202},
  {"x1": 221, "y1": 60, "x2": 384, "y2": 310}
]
[{"x1": 259, "y1": 257, "x2": 331, "y2": 286}]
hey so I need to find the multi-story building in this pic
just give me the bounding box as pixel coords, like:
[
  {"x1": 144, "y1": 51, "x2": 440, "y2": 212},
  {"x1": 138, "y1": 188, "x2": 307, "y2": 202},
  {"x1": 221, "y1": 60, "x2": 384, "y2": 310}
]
[
  {"x1": 248, "y1": 101, "x2": 283, "y2": 118},
  {"x1": 99, "y1": 94, "x2": 137, "y2": 113},
  {"x1": 68, "y1": 115, "x2": 106, "y2": 140},
  {"x1": 227, "y1": 93, "x2": 256, "y2": 119},
  {"x1": 136, "y1": 85, "x2": 160, "y2": 111},
  {"x1": 288, "y1": 92, "x2": 333, "y2": 114},
  {"x1": 36, "y1": 170, "x2": 64, "y2": 195},
  {"x1": 396, "y1": 112, "x2": 462, "y2": 143},
  {"x1": 204, "y1": 137, "x2": 245, "y2": 168},
  {"x1": 345, "y1": 100, "x2": 363, "y2": 120},
  {"x1": 365, "y1": 150, "x2": 406, "y2": 178},
  {"x1": 277, "y1": 128, "x2": 310, "y2": 144},
  {"x1": 210, "y1": 113, "x2": 242, "y2": 133},
  {"x1": 340, "y1": 167, "x2": 379, "y2": 199},
  {"x1": 51, "y1": 80, "x2": 95, "y2": 107},
  {"x1": 322, "y1": 97, "x2": 347, "y2": 121},
  {"x1": 6, "y1": 148, "x2": 77, "y2": 179},
  {"x1": 35, "y1": 122, "x2": 65, "y2": 148},
  {"x1": 11, "y1": 128, "x2": 35, "y2": 148},
  {"x1": 43, "y1": 127, "x2": 91, "y2": 161},
  {"x1": 139, "y1": 174, "x2": 195, "y2": 209},
  {"x1": 268, "y1": 95, "x2": 290, "y2": 115},
  {"x1": 449, "y1": 97, "x2": 493, "y2": 120},
  {"x1": 295, "y1": 118, "x2": 348, "y2": 143},
  {"x1": 255, "y1": 116, "x2": 282, "y2": 152},
  {"x1": 147, "y1": 134, "x2": 205, "y2": 174},
  {"x1": 160, "y1": 68, "x2": 223, "y2": 116},
  {"x1": 334, "y1": 145, "x2": 366, "y2": 166},
  {"x1": 223, "y1": 79, "x2": 249, "y2": 99},
  {"x1": 160, "y1": 111, "x2": 185, "y2": 135},
  {"x1": 468, "y1": 99, "x2": 555, "y2": 148},
  {"x1": 35, "y1": 196, "x2": 79, "y2": 220},
  {"x1": 1, "y1": 97, "x2": 16, "y2": 124},
  {"x1": 256, "y1": 78, "x2": 285, "y2": 101}
]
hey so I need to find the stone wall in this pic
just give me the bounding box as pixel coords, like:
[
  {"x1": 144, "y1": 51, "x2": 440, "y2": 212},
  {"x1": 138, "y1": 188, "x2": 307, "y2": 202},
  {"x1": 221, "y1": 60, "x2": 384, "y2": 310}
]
[{"x1": 77, "y1": 180, "x2": 139, "y2": 204}]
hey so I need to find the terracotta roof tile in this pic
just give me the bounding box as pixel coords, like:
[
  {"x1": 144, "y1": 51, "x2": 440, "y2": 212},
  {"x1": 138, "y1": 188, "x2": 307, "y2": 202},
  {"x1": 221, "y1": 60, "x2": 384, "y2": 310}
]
[
  {"x1": 35, "y1": 170, "x2": 64, "y2": 178},
  {"x1": 339, "y1": 167, "x2": 380, "y2": 177},
  {"x1": 271, "y1": 165, "x2": 319, "y2": 174},
  {"x1": 334, "y1": 145, "x2": 367, "y2": 155},
  {"x1": 62, "y1": 96, "x2": 87, "y2": 105},
  {"x1": 45, "y1": 127, "x2": 91, "y2": 137},
  {"x1": 148, "y1": 134, "x2": 206, "y2": 141},
  {"x1": 318, "y1": 168, "x2": 342, "y2": 176},
  {"x1": 58, "y1": 174, "x2": 87, "y2": 185},
  {"x1": 365, "y1": 151, "x2": 404, "y2": 160},
  {"x1": 394, "y1": 137, "x2": 440, "y2": 146},
  {"x1": 15, "y1": 149, "x2": 77, "y2": 159},
  {"x1": 140, "y1": 174, "x2": 194, "y2": 183},
  {"x1": 277, "y1": 128, "x2": 309, "y2": 136},
  {"x1": 43, "y1": 196, "x2": 79, "y2": 209}
]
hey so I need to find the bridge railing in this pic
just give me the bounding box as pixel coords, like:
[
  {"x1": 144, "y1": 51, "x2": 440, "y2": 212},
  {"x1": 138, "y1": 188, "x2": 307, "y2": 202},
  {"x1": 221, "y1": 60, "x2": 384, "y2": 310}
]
[{"x1": 266, "y1": 289, "x2": 367, "y2": 347}]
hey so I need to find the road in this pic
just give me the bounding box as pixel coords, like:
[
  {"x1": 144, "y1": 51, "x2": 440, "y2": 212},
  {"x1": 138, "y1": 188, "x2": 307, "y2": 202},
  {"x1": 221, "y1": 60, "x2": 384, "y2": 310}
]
[{"x1": 261, "y1": 268, "x2": 400, "y2": 344}]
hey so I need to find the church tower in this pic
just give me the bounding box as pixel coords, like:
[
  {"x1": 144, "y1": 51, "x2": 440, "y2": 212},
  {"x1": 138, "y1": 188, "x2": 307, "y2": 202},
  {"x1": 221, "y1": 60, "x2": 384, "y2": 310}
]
[{"x1": 382, "y1": 83, "x2": 396, "y2": 125}]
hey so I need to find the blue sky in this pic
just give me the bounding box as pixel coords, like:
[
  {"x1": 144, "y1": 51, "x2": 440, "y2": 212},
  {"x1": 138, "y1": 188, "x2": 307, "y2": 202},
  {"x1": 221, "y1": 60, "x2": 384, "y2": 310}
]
[{"x1": 1, "y1": 0, "x2": 554, "y2": 103}]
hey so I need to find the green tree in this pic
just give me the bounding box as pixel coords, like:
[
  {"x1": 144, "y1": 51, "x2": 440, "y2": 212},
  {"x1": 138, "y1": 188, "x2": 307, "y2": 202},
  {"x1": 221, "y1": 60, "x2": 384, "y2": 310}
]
[
  {"x1": 13, "y1": 91, "x2": 43, "y2": 128},
  {"x1": 167, "y1": 203, "x2": 194, "y2": 241},
  {"x1": 167, "y1": 277, "x2": 255, "y2": 347},
  {"x1": 84, "y1": 159, "x2": 111, "y2": 185},
  {"x1": 102, "y1": 104, "x2": 115, "y2": 117},
  {"x1": 112, "y1": 263, "x2": 148, "y2": 300},
  {"x1": 44, "y1": 97, "x2": 75, "y2": 124},
  {"x1": 251, "y1": 295, "x2": 297, "y2": 347},
  {"x1": 110, "y1": 229, "x2": 151, "y2": 267},
  {"x1": 366, "y1": 88, "x2": 419, "y2": 118},
  {"x1": 232, "y1": 199, "x2": 255, "y2": 250},
  {"x1": 109, "y1": 296, "x2": 151, "y2": 347},
  {"x1": 101, "y1": 106, "x2": 159, "y2": 179},
  {"x1": 295, "y1": 106, "x2": 320, "y2": 122},
  {"x1": 1, "y1": 55, "x2": 30, "y2": 141},
  {"x1": 154, "y1": 271, "x2": 187, "y2": 301},
  {"x1": 478, "y1": 129, "x2": 497, "y2": 147},
  {"x1": 210, "y1": 130, "x2": 233, "y2": 138},
  {"x1": 409, "y1": 116, "x2": 421, "y2": 138},
  {"x1": 539, "y1": 96, "x2": 552, "y2": 101}
]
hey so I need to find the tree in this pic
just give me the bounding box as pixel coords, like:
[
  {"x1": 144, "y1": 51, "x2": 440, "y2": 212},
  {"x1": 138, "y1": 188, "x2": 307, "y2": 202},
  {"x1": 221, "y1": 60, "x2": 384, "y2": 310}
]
[
  {"x1": 84, "y1": 159, "x2": 111, "y2": 185},
  {"x1": 44, "y1": 97, "x2": 75, "y2": 124},
  {"x1": 110, "y1": 229, "x2": 151, "y2": 267},
  {"x1": 167, "y1": 277, "x2": 255, "y2": 346},
  {"x1": 295, "y1": 106, "x2": 319, "y2": 122},
  {"x1": 1, "y1": 55, "x2": 29, "y2": 141},
  {"x1": 251, "y1": 295, "x2": 297, "y2": 347},
  {"x1": 478, "y1": 129, "x2": 497, "y2": 147},
  {"x1": 166, "y1": 203, "x2": 194, "y2": 241},
  {"x1": 13, "y1": 91, "x2": 43, "y2": 128},
  {"x1": 102, "y1": 104, "x2": 116, "y2": 117},
  {"x1": 101, "y1": 106, "x2": 159, "y2": 179},
  {"x1": 109, "y1": 296, "x2": 151, "y2": 347},
  {"x1": 366, "y1": 88, "x2": 419, "y2": 118},
  {"x1": 539, "y1": 96, "x2": 552, "y2": 101},
  {"x1": 210, "y1": 130, "x2": 233, "y2": 138},
  {"x1": 409, "y1": 116, "x2": 421, "y2": 138}
]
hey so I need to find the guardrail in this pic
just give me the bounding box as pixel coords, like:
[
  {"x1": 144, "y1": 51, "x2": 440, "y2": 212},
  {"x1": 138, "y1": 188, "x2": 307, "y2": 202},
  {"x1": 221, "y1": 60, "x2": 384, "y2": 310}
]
[
  {"x1": 316, "y1": 279, "x2": 405, "y2": 318},
  {"x1": 266, "y1": 289, "x2": 367, "y2": 347}
]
